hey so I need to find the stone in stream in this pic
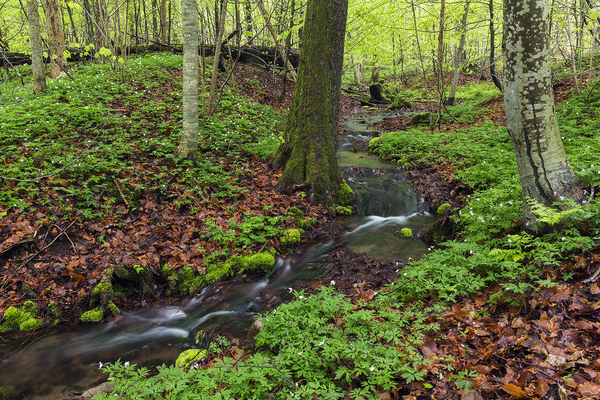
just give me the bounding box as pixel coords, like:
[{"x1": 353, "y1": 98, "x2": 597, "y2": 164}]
[{"x1": 81, "y1": 381, "x2": 116, "y2": 398}]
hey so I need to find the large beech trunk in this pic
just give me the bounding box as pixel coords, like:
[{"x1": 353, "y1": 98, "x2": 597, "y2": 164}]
[
  {"x1": 276, "y1": 0, "x2": 348, "y2": 206},
  {"x1": 503, "y1": 0, "x2": 582, "y2": 229}
]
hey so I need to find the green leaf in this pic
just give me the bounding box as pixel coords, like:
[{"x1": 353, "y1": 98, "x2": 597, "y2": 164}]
[{"x1": 99, "y1": 47, "x2": 112, "y2": 57}]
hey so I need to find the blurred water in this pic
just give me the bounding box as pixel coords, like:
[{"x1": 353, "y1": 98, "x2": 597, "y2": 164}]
[{"x1": 0, "y1": 114, "x2": 437, "y2": 398}]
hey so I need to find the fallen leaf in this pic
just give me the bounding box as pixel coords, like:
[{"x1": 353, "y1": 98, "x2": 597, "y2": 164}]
[{"x1": 501, "y1": 383, "x2": 526, "y2": 398}]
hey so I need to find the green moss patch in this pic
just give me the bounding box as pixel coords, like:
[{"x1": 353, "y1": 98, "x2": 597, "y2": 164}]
[
  {"x1": 280, "y1": 229, "x2": 304, "y2": 249},
  {"x1": 337, "y1": 183, "x2": 355, "y2": 206},
  {"x1": 176, "y1": 349, "x2": 207, "y2": 368},
  {"x1": 0, "y1": 301, "x2": 42, "y2": 332},
  {"x1": 80, "y1": 307, "x2": 105, "y2": 323},
  {"x1": 368, "y1": 137, "x2": 381, "y2": 153}
]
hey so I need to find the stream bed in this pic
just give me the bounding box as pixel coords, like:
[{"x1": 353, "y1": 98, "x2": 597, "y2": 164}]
[{"x1": 0, "y1": 114, "x2": 438, "y2": 399}]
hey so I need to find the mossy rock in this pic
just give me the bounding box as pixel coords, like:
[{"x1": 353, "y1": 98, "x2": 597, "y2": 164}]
[
  {"x1": 437, "y1": 203, "x2": 452, "y2": 215},
  {"x1": 396, "y1": 228, "x2": 413, "y2": 238},
  {"x1": 280, "y1": 229, "x2": 304, "y2": 249},
  {"x1": 0, "y1": 385, "x2": 21, "y2": 400},
  {"x1": 80, "y1": 307, "x2": 105, "y2": 323},
  {"x1": 175, "y1": 349, "x2": 207, "y2": 368},
  {"x1": 412, "y1": 112, "x2": 431, "y2": 126},
  {"x1": 90, "y1": 276, "x2": 114, "y2": 308},
  {"x1": 387, "y1": 96, "x2": 412, "y2": 110},
  {"x1": 108, "y1": 302, "x2": 120, "y2": 317},
  {"x1": 179, "y1": 265, "x2": 206, "y2": 294},
  {"x1": 0, "y1": 301, "x2": 42, "y2": 332},
  {"x1": 368, "y1": 137, "x2": 382, "y2": 153},
  {"x1": 288, "y1": 207, "x2": 316, "y2": 230},
  {"x1": 114, "y1": 264, "x2": 151, "y2": 281},
  {"x1": 422, "y1": 218, "x2": 456, "y2": 245},
  {"x1": 287, "y1": 207, "x2": 303, "y2": 222},
  {"x1": 108, "y1": 180, "x2": 142, "y2": 210},
  {"x1": 246, "y1": 318, "x2": 264, "y2": 351},
  {"x1": 246, "y1": 252, "x2": 275, "y2": 272}
]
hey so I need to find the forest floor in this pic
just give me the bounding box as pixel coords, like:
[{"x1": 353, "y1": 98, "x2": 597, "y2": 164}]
[
  {"x1": 231, "y1": 66, "x2": 600, "y2": 399},
  {"x1": 1, "y1": 56, "x2": 599, "y2": 399}
]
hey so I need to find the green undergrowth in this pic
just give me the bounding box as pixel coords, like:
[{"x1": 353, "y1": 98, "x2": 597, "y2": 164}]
[
  {"x1": 86, "y1": 72, "x2": 600, "y2": 397},
  {"x1": 0, "y1": 52, "x2": 284, "y2": 219},
  {"x1": 372, "y1": 77, "x2": 600, "y2": 304},
  {"x1": 98, "y1": 287, "x2": 443, "y2": 399}
]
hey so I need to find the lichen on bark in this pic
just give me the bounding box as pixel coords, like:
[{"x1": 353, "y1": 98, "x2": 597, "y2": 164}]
[{"x1": 503, "y1": 0, "x2": 582, "y2": 230}]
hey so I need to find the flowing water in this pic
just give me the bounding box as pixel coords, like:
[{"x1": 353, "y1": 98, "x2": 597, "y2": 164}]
[{"x1": 0, "y1": 115, "x2": 438, "y2": 399}]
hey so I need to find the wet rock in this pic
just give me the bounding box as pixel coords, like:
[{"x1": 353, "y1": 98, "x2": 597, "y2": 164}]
[
  {"x1": 412, "y1": 112, "x2": 430, "y2": 126},
  {"x1": 81, "y1": 382, "x2": 116, "y2": 398},
  {"x1": 422, "y1": 217, "x2": 455, "y2": 245},
  {"x1": 246, "y1": 318, "x2": 264, "y2": 351},
  {"x1": 386, "y1": 96, "x2": 412, "y2": 110}
]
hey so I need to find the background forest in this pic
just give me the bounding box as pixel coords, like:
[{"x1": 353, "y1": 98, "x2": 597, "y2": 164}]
[
  {"x1": 2, "y1": 0, "x2": 600, "y2": 399},
  {"x1": 0, "y1": 0, "x2": 597, "y2": 91}
]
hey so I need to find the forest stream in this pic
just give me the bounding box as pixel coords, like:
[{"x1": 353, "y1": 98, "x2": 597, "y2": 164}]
[{"x1": 0, "y1": 114, "x2": 438, "y2": 399}]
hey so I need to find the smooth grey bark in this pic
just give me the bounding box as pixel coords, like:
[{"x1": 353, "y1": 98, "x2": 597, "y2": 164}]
[
  {"x1": 503, "y1": 0, "x2": 582, "y2": 229},
  {"x1": 28, "y1": 0, "x2": 47, "y2": 94},
  {"x1": 276, "y1": 0, "x2": 349, "y2": 205},
  {"x1": 42, "y1": 0, "x2": 68, "y2": 77},
  {"x1": 448, "y1": 0, "x2": 469, "y2": 106},
  {"x1": 176, "y1": 0, "x2": 199, "y2": 159}
]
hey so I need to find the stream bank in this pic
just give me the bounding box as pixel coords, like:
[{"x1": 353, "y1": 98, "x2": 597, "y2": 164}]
[{"x1": 0, "y1": 112, "x2": 442, "y2": 399}]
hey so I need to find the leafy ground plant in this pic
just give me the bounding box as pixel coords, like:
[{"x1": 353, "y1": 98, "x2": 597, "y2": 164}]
[{"x1": 97, "y1": 287, "x2": 439, "y2": 399}]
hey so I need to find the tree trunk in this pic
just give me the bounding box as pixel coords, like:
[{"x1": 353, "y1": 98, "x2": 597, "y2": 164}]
[
  {"x1": 434, "y1": 0, "x2": 445, "y2": 122},
  {"x1": 503, "y1": 0, "x2": 582, "y2": 230},
  {"x1": 43, "y1": 0, "x2": 68, "y2": 77},
  {"x1": 177, "y1": 0, "x2": 199, "y2": 159},
  {"x1": 160, "y1": 0, "x2": 168, "y2": 43},
  {"x1": 93, "y1": 0, "x2": 109, "y2": 58},
  {"x1": 244, "y1": 1, "x2": 253, "y2": 45},
  {"x1": 489, "y1": 0, "x2": 502, "y2": 91},
  {"x1": 256, "y1": 0, "x2": 297, "y2": 81},
  {"x1": 566, "y1": 4, "x2": 581, "y2": 93},
  {"x1": 28, "y1": 0, "x2": 47, "y2": 94},
  {"x1": 448, "y1": 0, "x2": 469, "y2": 106},
  {"x1": 275, "y1": 0, "x2": 349, "y2": 206},
  {"x1": 207, "y1": 0, "x2": 228, "y2": 116}
]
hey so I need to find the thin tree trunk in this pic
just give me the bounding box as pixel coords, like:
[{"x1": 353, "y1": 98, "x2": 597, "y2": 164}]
[
  {"x1": 177, "y1": 0, "x2": 199, "y2": 159},
  {"x1": 244, "y1": 0, "x2": 253, "y2": 45},
  {"x1": 277, "y1": 0, "x2": 294, "y2": 102},
  {"x1": 448, "y1": 0, "x2": 469, "y2": 106},
  {"x1": 82, "y1": 0, "x2": 94, "y2": 43},
  {"x1": 28, "y1": 0, "x2": 47, "y2": 93},
  {"x1": 160, "y1": 0, "x2": 167, "y2": 43},
  {"x1": 489, "y1": 0, "x2": 502, "y2": 91},
  {"x1": 256, "y1": 0, "x2": 297, "y2": 81},
  {"x1": 65, "y1": 1, "x2": 79, "y2": 44},
  {"x1": 207, "y1": 0, "x2": 228, "y2": 116},
  {"x1": 567, "y1": 4, "x2": 581, "y2": 93},
  {"x1": 411, "y1": 0, "x2": 430, "y2": 123},
  {"x1": 434, "y1": 0, "x2": 445, "y2": 124}
]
